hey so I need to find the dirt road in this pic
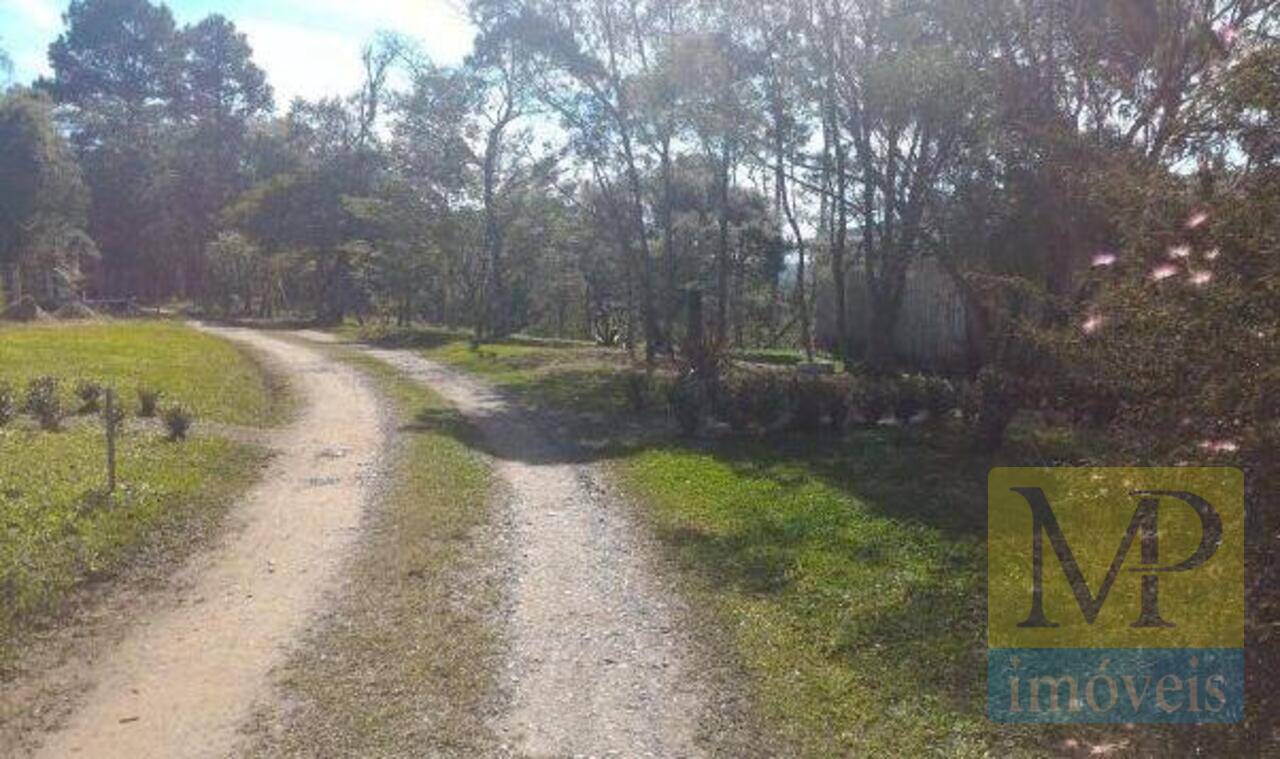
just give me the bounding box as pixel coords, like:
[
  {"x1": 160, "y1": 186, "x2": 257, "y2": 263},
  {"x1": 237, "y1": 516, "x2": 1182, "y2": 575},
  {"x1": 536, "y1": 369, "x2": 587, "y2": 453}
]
[
  {"x1": 363, "y1": 347, "x2": 717, "y2": 758},
  {"x1": 33, "y1": 327, "x2": 384, "y2": 759}
]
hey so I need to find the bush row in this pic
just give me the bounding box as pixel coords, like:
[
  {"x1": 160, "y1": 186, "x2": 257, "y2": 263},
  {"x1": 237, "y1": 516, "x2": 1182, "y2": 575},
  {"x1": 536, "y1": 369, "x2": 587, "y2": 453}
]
[
  {"x1": 0, "y1": 377, "x2": 193, "y2": 440},
  {"x1": 624, "y1": 367, "x2": 965, "y2": 437}
]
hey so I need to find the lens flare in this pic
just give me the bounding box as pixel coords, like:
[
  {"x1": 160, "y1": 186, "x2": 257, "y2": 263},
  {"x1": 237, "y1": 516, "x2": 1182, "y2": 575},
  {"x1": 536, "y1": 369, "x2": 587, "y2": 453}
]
[
  {"x1": 1185, "y1": 210, "x2": 1210, "y2": 230},
  {"x1": 1200, "y1": 440, "x2": 1240, "y2": 455}
]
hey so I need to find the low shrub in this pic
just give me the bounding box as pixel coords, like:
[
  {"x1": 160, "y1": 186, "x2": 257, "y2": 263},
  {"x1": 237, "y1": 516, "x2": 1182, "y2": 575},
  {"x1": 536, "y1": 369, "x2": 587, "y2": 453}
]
[
  {"x1": 921, "y1": 376, "x2": 958, "y2": 421},
  {"x1": 624, "y1": 369, "x2": 659, "y2": 413},
  {"x1": 823, "y1": 375, "x2": 855, "y2": 433},
  {"x1": 790, "y1": 379, "x2": 824, "y2": 432},
  {"x1": 893, "y1": 374, "x2": 928, "y2": 424},
  {"x1": 161, "y1": 403, "x2": 194, "y2": 441},
  {"x1": 137, "y1": 386, "x2": 163, "y2": 418},
  {"x1": 25, "y1": 376, "x2": 63, "y2": 431},
  {"x1": 668, "y1": 373, "x2": 707, "y2": 436},
  {"x1": 717, "y1": 371, "x2": 789, "y2": 433},
  {"x1": 75, "y1": 380, "x2": 103, "y2": 414},
  {"x1": 960, "y1": 367, "x2": 1019, "y2": 451},
  {"x1": 0, "y1": 382, "x2": 14, "y2": 426},
  {"x1": 852, "y1": 378, "x2": 895, "y2": 426}
]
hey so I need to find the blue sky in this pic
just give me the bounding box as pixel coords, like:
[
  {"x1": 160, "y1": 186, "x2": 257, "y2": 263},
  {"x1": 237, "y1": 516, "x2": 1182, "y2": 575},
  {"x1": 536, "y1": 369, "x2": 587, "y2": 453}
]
[{"x1": 0, "y1": 0, "x2": 475, "y2": 105}]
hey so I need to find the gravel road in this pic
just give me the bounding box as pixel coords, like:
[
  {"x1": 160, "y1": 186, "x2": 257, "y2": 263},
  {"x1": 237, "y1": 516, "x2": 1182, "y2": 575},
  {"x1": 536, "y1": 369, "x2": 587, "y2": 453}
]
[
  {"x1": 363, "y1": 347, "x2": 716, "y2": 758},
  {"x1": 32, "y1": 327, "x2": 385, "y2": 759}
]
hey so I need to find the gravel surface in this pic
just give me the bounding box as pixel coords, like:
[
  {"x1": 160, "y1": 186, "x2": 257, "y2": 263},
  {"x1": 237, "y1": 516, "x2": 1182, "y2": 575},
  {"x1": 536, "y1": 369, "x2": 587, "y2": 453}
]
[
  {"x1": 31, "y1": 327, "x2": 385, "y2": 759},
  {"x1": 364, "y1": 347, "x2": 719, "y2": 758}
]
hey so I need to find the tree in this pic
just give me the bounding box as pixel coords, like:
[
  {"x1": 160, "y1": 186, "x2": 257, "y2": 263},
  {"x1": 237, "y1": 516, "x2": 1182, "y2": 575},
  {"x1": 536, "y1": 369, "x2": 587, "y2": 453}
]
[
  {"x1": 0, "y1": 40, "x2": 12, "y2": 84},
  {"x1": 0, "y1": 88, "x2": 96, "y2": 308},
  {"x1": 514, "y1": 0, "x2": 669, "y2": 361},
  {"x1": 43, "y1": 0, "x2": 182, "y2": 297},
  {"x1": 164, "y1": 15, "x2": 273, "y2": 295}
]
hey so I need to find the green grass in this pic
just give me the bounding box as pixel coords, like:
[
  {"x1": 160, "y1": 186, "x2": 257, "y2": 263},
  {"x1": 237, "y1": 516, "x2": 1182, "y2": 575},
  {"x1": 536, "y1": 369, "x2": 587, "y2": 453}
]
[
  {"x1": 616, "y1": 433, "x2": 1021, "y2": 756},
  {"x1": 0, "y1": 428, "x2": 265, "y2": 664},
  {"x1": 0, "y1": 321, "x2": 285, "y2": 426},
  {"x1": 248, "y1": 346, "x2": 500, "y2": 757},
  {"x1": 345, "y1": 325, "x2": 1189, "y2": 755},
  {"x1": 0, "y1": 320, "x2": 280, "y2": 671},
  {"x1": 351, "y1": 323, "x2": 638, "y2": 415}
]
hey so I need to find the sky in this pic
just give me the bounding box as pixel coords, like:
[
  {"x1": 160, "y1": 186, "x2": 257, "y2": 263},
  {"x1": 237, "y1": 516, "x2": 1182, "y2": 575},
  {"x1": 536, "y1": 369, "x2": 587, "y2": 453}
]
[{"x1": 0, "y1": 0, "x2": 476, "y2": 106}]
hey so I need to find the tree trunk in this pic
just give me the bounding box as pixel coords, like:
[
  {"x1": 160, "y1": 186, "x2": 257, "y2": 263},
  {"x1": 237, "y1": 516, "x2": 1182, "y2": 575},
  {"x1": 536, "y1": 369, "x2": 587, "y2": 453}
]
[{"x1": 716, "y1": 144, "x2": 731, "y2": 342}]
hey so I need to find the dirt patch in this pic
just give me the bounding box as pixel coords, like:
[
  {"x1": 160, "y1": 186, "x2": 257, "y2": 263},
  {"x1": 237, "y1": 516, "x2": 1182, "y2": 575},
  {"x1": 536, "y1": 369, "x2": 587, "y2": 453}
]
[
  {"x1": 23, "y1": 327, "x2": 385, "y2": 759},
  {"x1": 243, "y1": 346, "x2": 506, "y2": 758}
]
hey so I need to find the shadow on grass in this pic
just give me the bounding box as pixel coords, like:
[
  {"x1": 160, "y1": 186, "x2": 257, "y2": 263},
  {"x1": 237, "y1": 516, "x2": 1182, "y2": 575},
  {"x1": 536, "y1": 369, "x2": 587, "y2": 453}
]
[{"x1": 641, "y1": 433, "x2": 996, "y2": 740}]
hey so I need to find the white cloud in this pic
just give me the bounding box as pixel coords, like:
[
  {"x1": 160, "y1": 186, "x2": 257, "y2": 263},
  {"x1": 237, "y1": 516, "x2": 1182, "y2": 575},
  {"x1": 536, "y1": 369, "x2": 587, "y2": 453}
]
[
  {"x1": 11, "y1": 0, "x2": 61, "y2": 33},
  {"x1": 240, "y1": 0, "x2": 475, "y2": 106},
  {"x1": 239, "y1": 19, "x2": 366, "y2": 106}
]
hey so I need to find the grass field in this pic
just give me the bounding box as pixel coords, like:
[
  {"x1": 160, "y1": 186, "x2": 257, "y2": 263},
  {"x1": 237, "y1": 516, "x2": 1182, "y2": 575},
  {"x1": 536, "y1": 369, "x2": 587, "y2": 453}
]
[
  {"x1": 248, "y1": 345, "x2": 500, "y2": 757},
  {"x1": 348, "y1": 325, "x2": 1212, "y2": 756},
  {"x1": 0, "y1": 321, "x2": 287, "y2": 426},
  {"x1": 0, "y1": 320, "x2": 280, "y2": 670}
]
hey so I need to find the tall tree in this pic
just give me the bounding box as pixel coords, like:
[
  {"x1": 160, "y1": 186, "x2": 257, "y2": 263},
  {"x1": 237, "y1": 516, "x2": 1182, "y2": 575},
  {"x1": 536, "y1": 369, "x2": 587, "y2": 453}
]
[
  {"x1": 43, "y1": 0, "x2": 181, "y2": 296},
  {"x1": 0, "y1": 88, "x2": 95, "y2": 307},
  {"x1": 0, "y1": 40, "x2": 12, "y2": 83},
  {"x1": 166, "y1": 14, "x2": 273, "y2": 295}
]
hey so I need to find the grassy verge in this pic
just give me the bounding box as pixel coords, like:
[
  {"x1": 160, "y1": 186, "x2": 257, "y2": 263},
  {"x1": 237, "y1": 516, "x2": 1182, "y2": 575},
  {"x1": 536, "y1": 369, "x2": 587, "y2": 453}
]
[
  {"x1": 248, "y1": 346, "x2": 501, "y2": 757},
  {"x1": 0, "y1": 320, "x2": 281, "y2": 670},
  {"x1": 0, "y1": 320, "x2": 287, "y2": 426},
  {"x1": 617, "y1": 434, "x2": 1017, "y2": 756},
  {"x1": 343, "y1": 323, "x2": 637, "y2": 416},
  {"x1": 345, "y1": 325, "x2": 1231, "y2": 756}
]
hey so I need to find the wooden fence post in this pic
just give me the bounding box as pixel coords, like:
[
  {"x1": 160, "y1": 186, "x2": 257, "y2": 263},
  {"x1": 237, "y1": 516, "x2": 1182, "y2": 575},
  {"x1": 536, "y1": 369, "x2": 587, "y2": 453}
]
[{"x1": 105, "y1": 388, "x2": 117, "y2": 494}]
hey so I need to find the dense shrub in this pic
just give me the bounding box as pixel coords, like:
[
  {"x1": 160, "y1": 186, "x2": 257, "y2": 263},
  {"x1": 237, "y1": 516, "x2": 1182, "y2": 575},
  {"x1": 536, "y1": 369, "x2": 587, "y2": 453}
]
[
  {"x1": 667, "y1": 373, "x2": 707, "y2": 436},
  {"x1": 623, "y1": 369, "x2": 669, "y2": 413},
  {"x1": 960, "y1": 367, "x2": 1019, "y2": 451},
  {"x1": 25, "y1": 376, "x2": 63, "y2": 431},
  {"x1": 0, "y1": 382, "x2": 14, "y2": 426},
  {"x1": 136, "y1": 386, "x2": 163, "y2": 418},
  {"x1": 851, "y1": 378, "x2": 895, "y2": 427},
  {"x1": 75, "y1": 380, "x2": 103, "y2": 414},
  {"x1": 921, "y1": 376, "x2": 958, "y2": 421},
  {"x1": 826, "y1": 376, "x2": 853, "y2": 433},
  {"x1": 717, "y1": 371, "x2": 789, "y2": 433},
  {"x1": 893, "y1": 374, "x2": 928, "y2": 424},
  {"x1": 790, "y1": 379, "x2": 824, "y2": 432},
  {"x1": 161, "y1": 404, "x2": 194, "y2": 441}
]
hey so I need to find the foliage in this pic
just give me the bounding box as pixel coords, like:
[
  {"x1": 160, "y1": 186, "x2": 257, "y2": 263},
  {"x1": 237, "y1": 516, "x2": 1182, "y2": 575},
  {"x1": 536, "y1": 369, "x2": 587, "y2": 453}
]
[
  {"x1": 25, "y1": 376, "x2": 63, "y2": 431},
  {"x1": 136, "y1": 386, "x2": 163, "y2": 418},
  {"x1": 716, "y1": 370, "x2": 788, "y2": 434},
  {"x1": 161, "y1": 404, "x2": 194, "y2": 441},
  {"x1": 959, "y1": 367, "x2": 1019, "y2": 452},
  {"x1": 74, "y1": 379, "x2": 103, "y2": 414},
  {"x1": 622, "y1": 369, "x2": 670, "y2": 414},
  {"x1": 851, "y1": 377, "x2": 895, "y2": 427},
  {"x1": 0, "y1": 382, "x2": 14, "y2": 427},
  {"x1": 667, "y1": 372, "x2": 707, "y2": 436},
  {"x1": 0, "y1": 88, "x2": 95, "y2": 308},
  {"x1": 789, "y1": 378, "x2": 824, "y2": 433}
]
